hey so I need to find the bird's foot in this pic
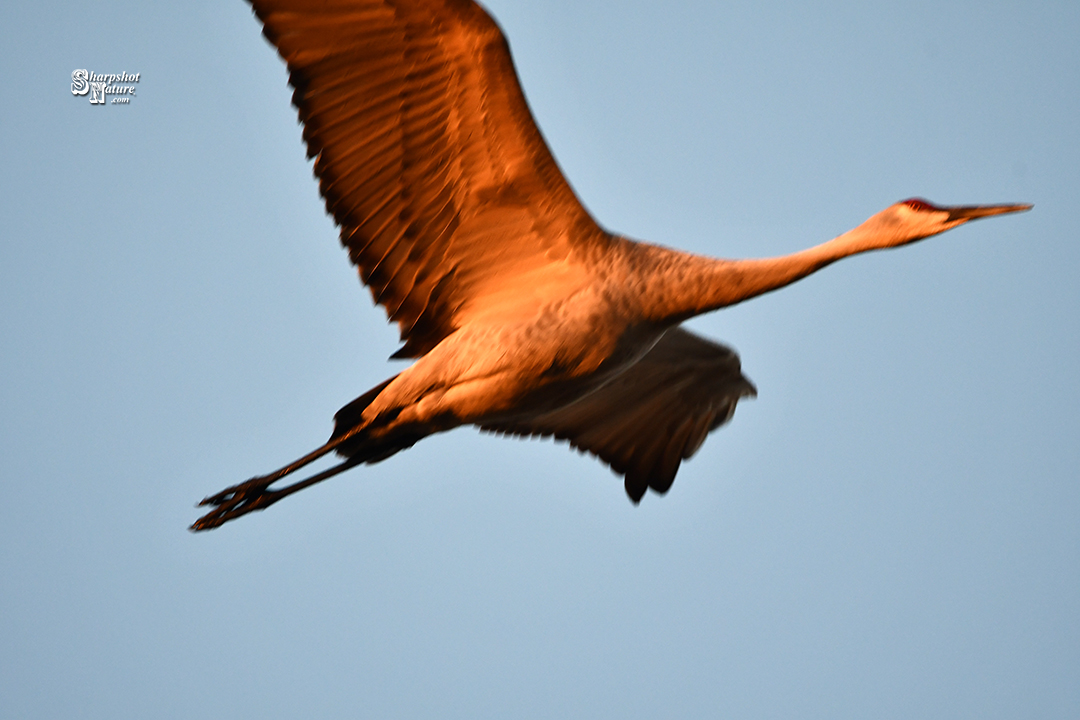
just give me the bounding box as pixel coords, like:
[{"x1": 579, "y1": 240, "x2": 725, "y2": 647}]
[
  {"x1": 190, "y1": 475, "x2": 284, "y2": 532},
  {"x1": 198, "y1": 473, "x2": 280, "y2": 508}
]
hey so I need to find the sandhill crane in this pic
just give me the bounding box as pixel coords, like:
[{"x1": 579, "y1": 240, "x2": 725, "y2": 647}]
[{"x1": 191, "y1": 0, "x2": 1030, "y2": 531}]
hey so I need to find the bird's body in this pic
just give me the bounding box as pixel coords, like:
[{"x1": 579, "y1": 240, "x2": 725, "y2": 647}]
[{"x1": 191, "y1": 0, "x2": 1030, "y2": 530}]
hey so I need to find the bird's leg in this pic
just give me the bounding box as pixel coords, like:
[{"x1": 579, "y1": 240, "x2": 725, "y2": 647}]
[
  {"x1": 190, "y1": 422, "x2": 370, "y2": 532},
  {"x1": 198, "y1": 440, "x2": 338, "y2": 507},
  {"x1": 190, "y1": 454, "x2": 366, "y2": 531}
]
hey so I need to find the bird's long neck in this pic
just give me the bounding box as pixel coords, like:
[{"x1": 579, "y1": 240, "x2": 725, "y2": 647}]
[{"x1": 627, "y1": 220, "x2": 890, "y2": 324}]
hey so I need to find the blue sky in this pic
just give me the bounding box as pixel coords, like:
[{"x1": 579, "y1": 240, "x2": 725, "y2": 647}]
[{"x1": 1, "y1": 1, "x2": 1077, "y2": 718}]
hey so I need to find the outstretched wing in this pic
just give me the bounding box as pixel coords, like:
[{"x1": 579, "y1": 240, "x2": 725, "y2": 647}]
[
  {"x1": 249, "y1": 0, "x2": 611, "y2": 357},
  {"x1": 482, "y1": 328, "x2": 757, "y2": 501}
]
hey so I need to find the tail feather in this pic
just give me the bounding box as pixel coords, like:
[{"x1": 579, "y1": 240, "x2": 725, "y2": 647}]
[
  {"x1": 331, "y1": 376, "x2": 397, "y2": 442},
  {"x1": 331, "y1": 375, "x2": 445, "y2": 463}
]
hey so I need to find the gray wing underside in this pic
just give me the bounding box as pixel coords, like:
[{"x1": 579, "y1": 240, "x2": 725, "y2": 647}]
[{"x1": 481, "y1": 327, "x2": 757, "y2": 502}]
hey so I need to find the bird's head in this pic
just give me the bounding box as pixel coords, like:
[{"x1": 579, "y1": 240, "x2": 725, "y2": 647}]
[{"x1": 858, "y1": 198, "x2": 1032, "y2": 250}]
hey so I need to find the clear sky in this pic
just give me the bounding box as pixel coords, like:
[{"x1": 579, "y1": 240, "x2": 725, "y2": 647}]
[{"x1": 1, "y1": 1, "x2": 1077, "y2": 718}]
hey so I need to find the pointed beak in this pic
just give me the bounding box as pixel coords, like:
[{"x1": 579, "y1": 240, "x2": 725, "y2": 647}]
[{"x1": 945, "y1": 203, "x2": 1033, "y2": 222}]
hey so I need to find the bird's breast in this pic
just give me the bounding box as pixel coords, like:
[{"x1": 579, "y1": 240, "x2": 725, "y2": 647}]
[{"x1": 396, "y1": 263, "x2": 669, "y2": 423}]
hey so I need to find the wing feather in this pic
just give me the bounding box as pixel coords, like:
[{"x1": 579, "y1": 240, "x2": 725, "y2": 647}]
[
  {"x1": 481, "y1": 328, "x2": 757, "y2": 501},
  {"x1": 249, "y1": 0, "x2": 611, "y2": 357}
]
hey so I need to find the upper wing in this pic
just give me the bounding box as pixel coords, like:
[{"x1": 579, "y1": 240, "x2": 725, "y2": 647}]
[
  {"x1": 482, "y1": 327, "x2": 757, "y2": 501},
  {"x1": 249, "y1": 0, "x2": 611, "y2": 357}
]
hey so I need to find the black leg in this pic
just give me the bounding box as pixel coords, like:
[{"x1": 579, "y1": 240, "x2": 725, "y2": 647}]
[
  {"x1": 191, "y1": 421, "x2": 371, "y2": 531},
  {"x1": 190, "y1": 454, "x2": 366, "y2": 531}
]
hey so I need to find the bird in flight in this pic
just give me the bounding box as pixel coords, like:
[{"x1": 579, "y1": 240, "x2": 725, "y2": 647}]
[{"x1": 191, "y1": 0, "x2": 1030, "y2": 531}]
